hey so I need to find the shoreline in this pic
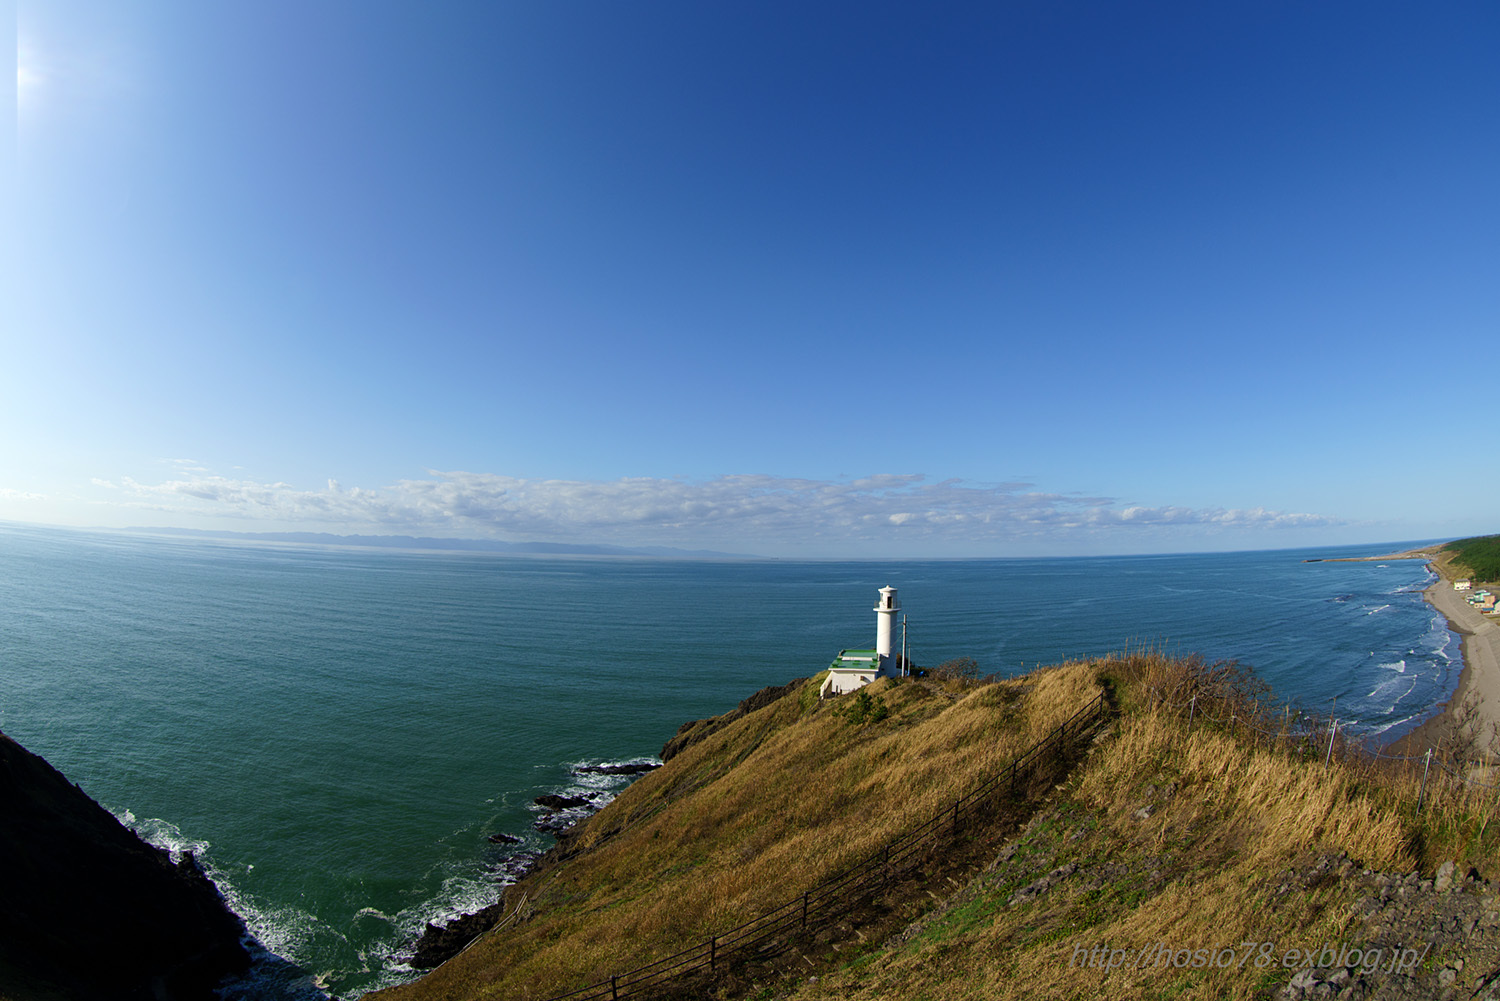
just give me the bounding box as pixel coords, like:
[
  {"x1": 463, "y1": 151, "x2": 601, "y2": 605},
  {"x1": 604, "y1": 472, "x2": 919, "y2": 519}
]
[
  {"x1": 1304, "y1": 542, "x2": 1450, "y2": 565},
  {"x1": 1387, "y1": 560, "x2": 1500, "y2": 759}
]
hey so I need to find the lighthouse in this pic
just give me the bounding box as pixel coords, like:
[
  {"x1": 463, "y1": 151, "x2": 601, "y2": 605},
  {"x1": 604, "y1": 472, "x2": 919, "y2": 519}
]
[
  {"x1": 874, "y1": 585, "x2": 899, "y2": 676},
  {"x1": 819, "y1": 585, "x2": 902, "y2": 699}
]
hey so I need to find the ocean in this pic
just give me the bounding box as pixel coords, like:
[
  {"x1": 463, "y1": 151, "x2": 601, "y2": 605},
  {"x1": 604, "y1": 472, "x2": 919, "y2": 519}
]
[{"x1": 0, "y1": 523, "x2": 1459, "y2": 997}]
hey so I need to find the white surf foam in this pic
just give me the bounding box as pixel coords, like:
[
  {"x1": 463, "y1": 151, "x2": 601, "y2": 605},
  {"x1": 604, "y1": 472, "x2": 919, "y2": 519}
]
[
  {"x1": 353, "y1": 907, "x2": 396, "y2": 924},
  {"x1": 115, "y1": 809, "x2": 336, "y2": 999},
  {"x1": 115, "y1": 809, "x2": 210, "y2": 863}
]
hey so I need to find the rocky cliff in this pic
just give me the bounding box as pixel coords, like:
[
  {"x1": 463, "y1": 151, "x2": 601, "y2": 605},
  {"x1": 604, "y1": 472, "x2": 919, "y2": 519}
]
[{"x1": 0, "y1": 732, "x2": 250, "y2": 1001}]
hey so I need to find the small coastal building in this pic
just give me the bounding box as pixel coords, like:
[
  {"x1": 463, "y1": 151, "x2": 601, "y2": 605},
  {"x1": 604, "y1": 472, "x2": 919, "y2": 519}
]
[
  {"x1": 820, "y1": 586, "x2": 903, "y2": 699},
  {"x1": 1456, "y1": 580, "x2": 1473, "y2": 590}
]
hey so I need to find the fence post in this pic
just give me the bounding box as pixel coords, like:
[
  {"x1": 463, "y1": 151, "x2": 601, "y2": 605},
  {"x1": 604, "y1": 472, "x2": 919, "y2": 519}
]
[
  {"x1": 802, "y1": 891, "x2": 809, "y2": 929},
  {"x1": 1418, "y1": 748, "x2": 1432, "y2": 811},
  {"x1": 952, "y1": 798, "x2": 960, "y2": 836},
  {"x1": 710, "y1": 935, "x2": 717, "y2": 971},
  {"x1": 1325, "y1": 720, "x2": 1337, "y2": 767},
  {"x1": 611, "y1": 974, "x2": 618, "y2": 1001},
  {"x1": 1188, "y1": 693, "x2": 1196, "y2": 731}
]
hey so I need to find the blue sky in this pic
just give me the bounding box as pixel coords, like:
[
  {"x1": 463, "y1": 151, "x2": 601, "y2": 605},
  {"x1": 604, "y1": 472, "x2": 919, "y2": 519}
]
[{"x1": 6, "y1": 0, "x2": 1497, "y2": 556}]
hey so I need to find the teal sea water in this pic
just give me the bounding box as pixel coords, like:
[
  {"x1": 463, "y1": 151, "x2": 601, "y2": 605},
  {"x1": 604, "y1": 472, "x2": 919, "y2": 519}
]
[{"x1": 0, "y1": 524, "x2": 1458, "y2": 997}]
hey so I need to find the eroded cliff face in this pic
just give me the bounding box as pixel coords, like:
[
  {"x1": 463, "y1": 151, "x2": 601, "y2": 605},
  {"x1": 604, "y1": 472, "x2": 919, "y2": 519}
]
[{"x1": 0, "y1": 732, "x2": 250, "y2": 1001}]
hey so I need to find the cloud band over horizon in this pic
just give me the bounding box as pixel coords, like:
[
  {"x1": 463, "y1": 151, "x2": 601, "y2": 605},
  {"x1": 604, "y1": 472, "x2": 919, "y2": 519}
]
[{"x1": 81, "y1": 470, "x2": 1343, "y2": 555}]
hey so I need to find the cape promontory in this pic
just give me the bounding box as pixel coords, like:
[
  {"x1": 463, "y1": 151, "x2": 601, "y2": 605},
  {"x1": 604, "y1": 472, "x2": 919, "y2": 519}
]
[{"x1": 0, "y1": 731, "x2": 250, "y2": 1000}]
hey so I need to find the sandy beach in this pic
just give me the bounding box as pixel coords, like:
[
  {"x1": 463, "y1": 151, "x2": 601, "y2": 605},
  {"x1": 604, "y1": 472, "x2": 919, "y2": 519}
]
[{"x1": 1390, "y1": 566, "x2": 1500, "y2": 759}]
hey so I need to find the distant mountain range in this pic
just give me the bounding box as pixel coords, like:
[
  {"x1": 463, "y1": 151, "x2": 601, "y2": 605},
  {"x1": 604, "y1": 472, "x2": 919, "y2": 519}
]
[{"x1": 120, "y1": 527, "x2": 755, "y2": 559}]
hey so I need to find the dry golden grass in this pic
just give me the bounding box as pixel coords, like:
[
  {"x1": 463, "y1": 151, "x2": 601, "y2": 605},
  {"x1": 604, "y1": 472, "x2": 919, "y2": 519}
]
[
  {"x1": 374, "y1": 651, "x2": 1500, "y2": 1001},
  {"x1": 1075, "y1": 712, "x2": 1408, "y2": 872},
  {"x1": 777, "y1": 651, "x2": 1500, "y2": 1001},
  {"x1": 372, "y1": 662, "x2": 1104, "y2": 1000}
]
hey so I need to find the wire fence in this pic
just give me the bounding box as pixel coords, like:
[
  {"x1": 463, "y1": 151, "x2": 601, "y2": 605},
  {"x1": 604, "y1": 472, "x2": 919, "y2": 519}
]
[
  {"x1": 536, "y1": 689, "x2": 1112, "y2": 1001},
  {"x1": 1143, "y1": 679, "x2": 1500, "y2": 796}
]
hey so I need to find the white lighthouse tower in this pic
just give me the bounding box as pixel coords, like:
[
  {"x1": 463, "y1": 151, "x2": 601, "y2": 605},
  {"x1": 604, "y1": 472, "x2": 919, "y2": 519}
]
[
  {"x1": 820, "y1": 585, "x2": 902, "y2": 699},
  {"x1": 874, "y1": 585, "x2": 899, "y2": 676}
]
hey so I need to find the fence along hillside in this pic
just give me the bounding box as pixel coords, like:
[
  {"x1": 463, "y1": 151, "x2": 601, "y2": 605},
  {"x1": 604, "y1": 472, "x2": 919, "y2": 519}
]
[{"x1": 540, "y1": 687, "x2": 1112, "y2": 1001}]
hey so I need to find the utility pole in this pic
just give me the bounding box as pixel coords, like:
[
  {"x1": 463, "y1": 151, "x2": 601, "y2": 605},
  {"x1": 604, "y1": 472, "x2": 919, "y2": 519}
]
[{"x1": 901, "y1": 614, "x2": 909, "y2": 676}]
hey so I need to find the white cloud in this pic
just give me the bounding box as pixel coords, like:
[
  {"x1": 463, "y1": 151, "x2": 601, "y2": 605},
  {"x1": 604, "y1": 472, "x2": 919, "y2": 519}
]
[{"x1": 90, "y1": 470, "x2": 1343, "y2": 554}]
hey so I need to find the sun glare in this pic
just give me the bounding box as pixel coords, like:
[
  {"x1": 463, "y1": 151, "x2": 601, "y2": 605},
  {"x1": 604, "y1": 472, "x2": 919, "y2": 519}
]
[{"x1": 17, "y1": 49, "x2": 41, "y2": 106}]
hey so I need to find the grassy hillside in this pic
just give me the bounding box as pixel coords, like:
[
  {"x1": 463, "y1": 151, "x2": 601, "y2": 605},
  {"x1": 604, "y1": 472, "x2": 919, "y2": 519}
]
[
  {"x1": 1445, "y1": 534, "x2": 1500, "y2": 583},
  {"x1": 374, "y1": 662, "x2": 1100, "y2": 1000},
  {"x1": 374, "y1": 653, "x2": 1500, "y2": 1001}
]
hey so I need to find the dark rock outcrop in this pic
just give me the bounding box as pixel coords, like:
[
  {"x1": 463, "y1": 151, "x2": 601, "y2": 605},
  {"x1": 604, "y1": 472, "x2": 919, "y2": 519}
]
[
  {"x1": 408, "y1": 898, "x2": 509, "y2": 970},
  {"x1": 534, "y1": 793, "x2": 592, "y2": 811},
  {"x1": 660, "y1": 678, "x2": 808, "y2": 761},
  {"x1": 0, "y1": 731, "x2": 250, "y2": 1001},
  {"x1": 492, "y1": 849, "x2": 543, "y2": 882},
  {"x1": 534, "y1": 813, "x2": 580, "y2": 835},
  {"x1": 573, "y1": 762, "x2": 661, "y2": 776}
]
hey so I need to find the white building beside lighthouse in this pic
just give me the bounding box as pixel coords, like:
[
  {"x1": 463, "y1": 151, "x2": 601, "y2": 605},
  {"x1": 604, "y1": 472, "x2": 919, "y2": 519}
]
[{"x1": 820, "y1": 586, "x2": 902, "y2": 698}]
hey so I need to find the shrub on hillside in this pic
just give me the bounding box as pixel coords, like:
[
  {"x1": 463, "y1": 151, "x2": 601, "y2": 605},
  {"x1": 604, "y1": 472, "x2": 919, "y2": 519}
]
[
  {"x1": 840, "y1": 688, "x2": 889, "y2": 725},
  {"x1": 933, "y1": 657, "x2": 981, "y2": 682}
]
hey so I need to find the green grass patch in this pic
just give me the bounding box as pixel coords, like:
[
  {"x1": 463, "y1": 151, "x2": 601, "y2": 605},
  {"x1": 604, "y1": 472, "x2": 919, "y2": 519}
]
[{"x1": 917, "y1": 891, "x2": 1010, "y2": 943}]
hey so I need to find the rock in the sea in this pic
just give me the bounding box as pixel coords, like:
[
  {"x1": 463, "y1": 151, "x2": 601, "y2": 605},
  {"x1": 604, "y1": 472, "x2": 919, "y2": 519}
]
[
  {"x1": 573, "y1": 762, "x2": 662, "y2": 776},
  {"x1": 534, "y1": 813, "x2": 579, "y2": 835},
  {"x1": 534, "y1": 793, "x2": 592, "y2": 811},
  {"x1": 487, "y1": 832, "x2": 523, "y2": 845},
  {"x1": 492, "y1": 849, "x2": 543, "y2": 882},
  {"x1": 0, "y1": 731, "x2": 251, "y2": 1000},
  {"x1": 408, "y1": 898, "x2": 508, "y2": 970}
]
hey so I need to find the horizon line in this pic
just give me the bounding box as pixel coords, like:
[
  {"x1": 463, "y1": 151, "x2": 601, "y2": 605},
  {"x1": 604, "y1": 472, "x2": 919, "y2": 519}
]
[{"x1": 0, "y1": 519, "x2": 1458, "y2": 564}]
